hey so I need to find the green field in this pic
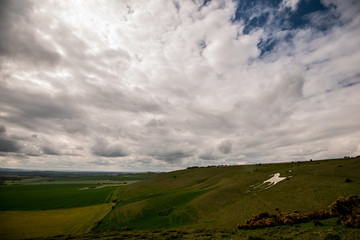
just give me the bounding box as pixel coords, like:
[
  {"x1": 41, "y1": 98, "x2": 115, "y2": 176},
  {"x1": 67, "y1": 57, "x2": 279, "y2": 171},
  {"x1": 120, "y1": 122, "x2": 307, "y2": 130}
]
[
  {"x1": 1, "y1": 171, "x2": 159, "y2": 185},
  {"x1": 0, "y1": 158, "x2": 359, "y2": 239},
  {"x1": 0, "y1": 171, "x2": 159, "y2": 239},
  {"x1": 0, "y1": 184, "x2": 119, "y2": 210},
  {"x1": 0, "y1": 203, "x2": 112, "y2": 240},
  {"x1": 47, "y1": 172, "x2": 159, "y2": 182},
  {"x1": 96, "y1": 157, "x2": 360, "y2": 231}
]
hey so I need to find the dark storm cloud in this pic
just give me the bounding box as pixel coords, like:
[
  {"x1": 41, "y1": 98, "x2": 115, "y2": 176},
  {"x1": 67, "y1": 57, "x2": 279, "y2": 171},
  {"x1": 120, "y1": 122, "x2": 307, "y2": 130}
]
[
  {"x1": 91, "y1": 138, "x2": 128, "y2": 158},
  {"x1": 149, "y1": 150, "x2": 193, "y2": 163},
  {"x1": 61, "y1": 120, "x2": 88, "y2": 135},
  {"x1": 42, "y1": 146, "x2": 61, "y2": 156},
  {"x1": 146, "y1": 119, "x2": 166, "y2": 127},
  {"x1": 0, "y1": 125, "x2": 5, "y2": 134},
  {"x1": 0, "y1": 125, "x2": 20, "y2": 153},
  {"x1": 0, "y1": 138, "x2": 20, "y2": 153},
  {"x1": 0, "y1": 84, "x2": 82, "y2": 130},
  {"x1": 10, "y1": 132, "x2": 79, "y2": 157},
  {"x1": 89, "y1": 159, "x2": 111, "y2": 166},
  {"x1": 217, "y1": 140, "x2": 232, "y2": 154},
  {"x1": 198, "y1": 151, "x2": 220, "y2": 160},
  {"x1": 0, "y1": 0, "x2": 60, "y2": 65}
]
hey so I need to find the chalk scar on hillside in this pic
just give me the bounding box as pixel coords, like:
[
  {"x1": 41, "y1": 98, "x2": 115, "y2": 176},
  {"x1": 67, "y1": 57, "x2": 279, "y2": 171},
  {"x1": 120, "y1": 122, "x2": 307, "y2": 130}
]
[{"x1": 251, "y1": 173, "x2": 288, "y2": 190}]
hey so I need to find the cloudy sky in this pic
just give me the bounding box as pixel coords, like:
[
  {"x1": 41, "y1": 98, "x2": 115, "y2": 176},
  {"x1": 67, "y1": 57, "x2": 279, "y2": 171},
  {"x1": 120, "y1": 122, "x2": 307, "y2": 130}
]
[{"x1": 0, "y1": 0, "x2": 359, "y2": 172}]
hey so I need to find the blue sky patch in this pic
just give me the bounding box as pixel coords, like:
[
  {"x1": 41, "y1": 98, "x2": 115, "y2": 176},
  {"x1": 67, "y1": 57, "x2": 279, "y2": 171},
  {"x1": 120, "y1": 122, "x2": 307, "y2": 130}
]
[{"x1": 233, "y1": 0, "x2": 339, "y2": 56}]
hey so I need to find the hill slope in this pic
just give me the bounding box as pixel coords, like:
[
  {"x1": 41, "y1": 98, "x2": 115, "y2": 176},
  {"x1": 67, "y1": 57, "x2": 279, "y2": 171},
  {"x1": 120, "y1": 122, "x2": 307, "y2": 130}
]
[{"x1": 96, "y1": 157, "x2": 360, "y2": 231}]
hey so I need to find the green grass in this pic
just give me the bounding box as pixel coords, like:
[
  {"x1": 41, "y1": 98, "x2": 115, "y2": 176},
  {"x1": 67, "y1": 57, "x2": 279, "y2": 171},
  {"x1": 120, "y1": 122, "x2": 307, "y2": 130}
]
[
  {"x1": 1, "y1": 158, "x2": 359, "y2": 240},
  {"x1": 98, "y1": 188, "x2": 212, "y2": 231},
  {"x1": 239, "y1": 217, "x2": 360, "y2": 240},
  {"x1": 96, "y1": 157, "x2": 360, "y2": 231},
  {"x1": 38, "y1": 218, "x2": 360, "y2": 240},
  {"x1": 0, "y1": 184, "x2": 119, "y2": 210},
  {"x1": 0, "y1": 203, "x2": 113, "y2": 240}
]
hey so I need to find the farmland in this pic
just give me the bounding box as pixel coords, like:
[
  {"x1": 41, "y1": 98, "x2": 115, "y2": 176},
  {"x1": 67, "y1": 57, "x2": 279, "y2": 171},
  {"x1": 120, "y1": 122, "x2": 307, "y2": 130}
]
[
  {"x1": 0, "y1": 158, "x2": 359, "y2": 239},
  {"x1": 0, "y1": 203, "x2": 112, "y2": 240},
  {"x1": 0, "y1": 184, "x2": 119, "y2": 210},
  {"x1": 0, "y1": 171, "x2": 158, "y2": 239},
  {"x1": 0, "y1": 170, "x2": 158, "y2": 185}
]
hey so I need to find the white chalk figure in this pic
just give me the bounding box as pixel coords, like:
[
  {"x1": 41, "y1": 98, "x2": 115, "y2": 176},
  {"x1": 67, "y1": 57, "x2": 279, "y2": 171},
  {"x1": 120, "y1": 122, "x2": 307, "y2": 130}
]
[{"x1": 251, "y1": 173, "x2": 287, "y2": 189}]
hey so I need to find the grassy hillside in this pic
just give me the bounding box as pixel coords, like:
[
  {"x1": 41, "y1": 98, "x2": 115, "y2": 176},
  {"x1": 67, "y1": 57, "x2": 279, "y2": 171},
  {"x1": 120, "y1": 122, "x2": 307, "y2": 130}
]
[
  {"x1": 38, "y1": 219, "x2": 360, "y2": 240},
  {"x1": 96, "y1": 157, "x2": 360, "y2": 231},
  {"x1": 0, "y1": 158, "x2": 358, "y2": 240}
]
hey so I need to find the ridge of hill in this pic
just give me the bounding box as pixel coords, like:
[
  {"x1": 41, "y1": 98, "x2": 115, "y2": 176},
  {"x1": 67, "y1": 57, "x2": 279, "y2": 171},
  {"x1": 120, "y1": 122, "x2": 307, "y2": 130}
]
[{"x1": 95, "y1": 157, "x2": 360, "y2": 232}]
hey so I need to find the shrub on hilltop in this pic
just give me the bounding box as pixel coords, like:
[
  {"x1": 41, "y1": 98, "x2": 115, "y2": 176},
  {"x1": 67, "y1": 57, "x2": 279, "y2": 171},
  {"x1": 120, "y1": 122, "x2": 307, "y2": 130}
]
[
  {"x1": 329, "y1": 195, "x2": 360, "y2": 228},
  {"x1": 329, "y1": 196, "x2": 359, "y2": 217},
  {"x1": 237, "y1": 210, "x2": 331, "y2": 229},
  {"x1": 238, "y1": 196, "x2": 359, "y2": 229}
]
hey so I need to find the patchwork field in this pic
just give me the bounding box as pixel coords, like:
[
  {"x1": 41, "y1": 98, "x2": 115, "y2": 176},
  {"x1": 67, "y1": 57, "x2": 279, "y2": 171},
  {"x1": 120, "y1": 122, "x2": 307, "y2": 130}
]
[
  {"x1": 0, "y1": 184, "x2": 119, "y2": 210},
  {"x1": 0, "y1": 203, "x2": 112, "y2": 240},
  {"x1": 46, "y1": 172, "x2": 158, "y2": 182},
  {"x1": 0, "y1": 172, "x2": 158, "y2": 239},
  {"x1": 0, "y1": 158, "x2": 359, "y2": 239}
]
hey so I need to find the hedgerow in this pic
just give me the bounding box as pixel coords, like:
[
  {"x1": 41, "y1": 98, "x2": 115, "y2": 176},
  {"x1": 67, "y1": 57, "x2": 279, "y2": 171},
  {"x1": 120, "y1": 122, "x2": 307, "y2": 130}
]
[
  {"x1": 237, "y1": 210, "x2": 331, "y2": 229},
  {"x1": 329, "y1": 195, "x2": 360, "y2": 228},
  {"x1": 237, "y1": 195, "x2": 359, "y2": 229}
]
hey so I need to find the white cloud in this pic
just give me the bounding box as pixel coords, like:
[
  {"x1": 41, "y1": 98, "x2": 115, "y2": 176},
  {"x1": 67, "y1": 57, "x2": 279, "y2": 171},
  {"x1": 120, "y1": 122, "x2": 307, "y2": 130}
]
[
  {"x1": 0, "y1": 0, "x2": 359, "y2": 171},
  {"x1": 280, "y1": 0, "x2": 301, "y2": 11}
]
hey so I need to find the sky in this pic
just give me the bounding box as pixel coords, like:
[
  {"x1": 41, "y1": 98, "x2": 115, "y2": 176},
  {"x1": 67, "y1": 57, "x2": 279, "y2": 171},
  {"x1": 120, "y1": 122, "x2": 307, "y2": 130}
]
[{"x1": 0, "y1": 0, "x2": 360, "y2": 172}]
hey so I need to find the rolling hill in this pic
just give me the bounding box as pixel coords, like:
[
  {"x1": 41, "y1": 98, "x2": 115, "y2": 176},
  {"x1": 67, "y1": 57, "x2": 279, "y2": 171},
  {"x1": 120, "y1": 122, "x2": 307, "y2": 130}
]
[
  {"x1": 96, "y1": 157, "x2": 360, "y2": 232},
  {"x1": 1, "y1": 157, "x2": 359, "y2": 239}
]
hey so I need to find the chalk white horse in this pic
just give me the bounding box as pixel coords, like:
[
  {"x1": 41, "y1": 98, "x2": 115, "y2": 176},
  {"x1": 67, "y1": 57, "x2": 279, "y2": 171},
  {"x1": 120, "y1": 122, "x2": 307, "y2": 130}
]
[{"x1": 251, "y1": 173, "x2": 287, "y2": 189}]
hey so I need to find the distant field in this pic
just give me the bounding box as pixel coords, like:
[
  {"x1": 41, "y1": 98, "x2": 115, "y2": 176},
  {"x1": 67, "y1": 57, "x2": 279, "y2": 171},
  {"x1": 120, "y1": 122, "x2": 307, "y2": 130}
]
[
  {"x1": 0, "y1": 184, "x2": 119, "y2": 210},
  {"x1": 49, "y1": 172, "x2": 159, "y2": 182},
  {"x1": 0, "y1": 171, "x2": 160, "y2": 239},
  {"x1": 0, "y1": 203, "x2": 112, "y2": 240},
  {"x1": 5, "y1": 180, "x2": 135, "y2": 185},
  {"x1": 1, "y1": 172, "x2": 159, "y2": 185},
  {"x1": 96, "y1": 157, "x2": 360, "y2": 231}
]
